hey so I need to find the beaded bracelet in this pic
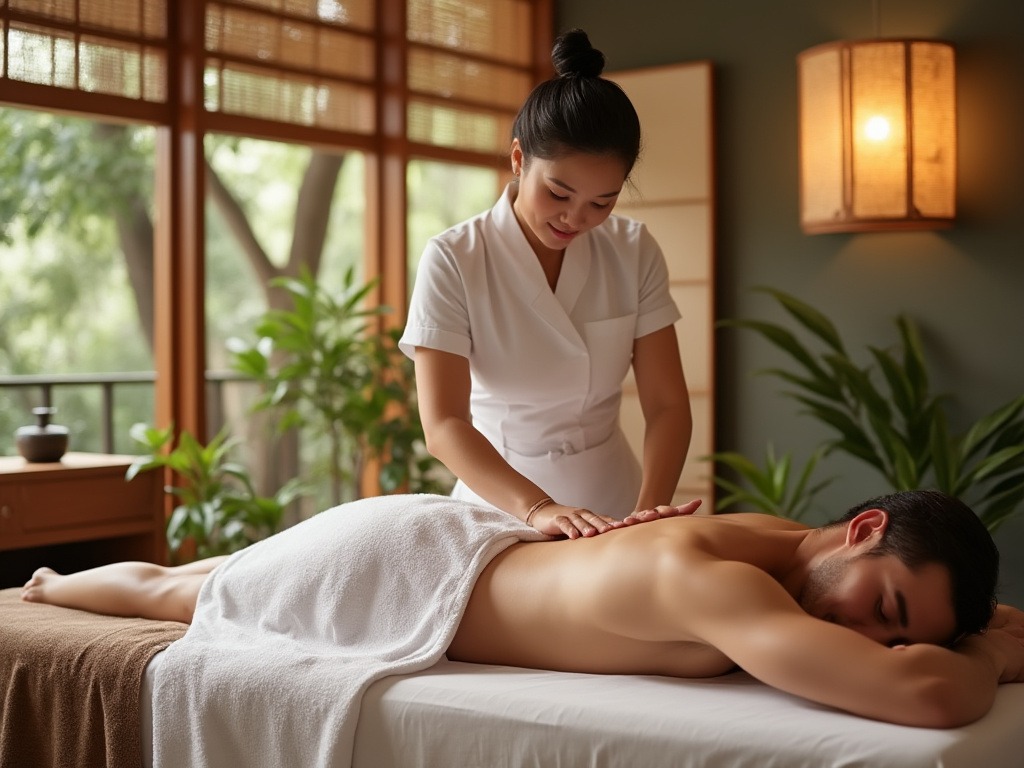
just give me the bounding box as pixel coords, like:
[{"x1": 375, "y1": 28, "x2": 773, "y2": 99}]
[{"x1": 525, "y1": 496, "x2": 554, "y2": 526}]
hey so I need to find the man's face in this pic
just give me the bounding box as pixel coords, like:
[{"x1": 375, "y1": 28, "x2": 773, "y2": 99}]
[{"x1": 799, "y1": 552, "x2": 957, "y2": 647}]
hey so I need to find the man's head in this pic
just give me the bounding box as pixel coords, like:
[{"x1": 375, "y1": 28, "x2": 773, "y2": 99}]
[{"x1": 822, "y1": 490, "x2": 999, "y2": 645}]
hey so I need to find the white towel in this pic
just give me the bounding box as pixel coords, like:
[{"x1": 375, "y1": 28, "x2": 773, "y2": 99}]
[{"x1": 151, "y1": 493, "x2": 546, "y2": 768}]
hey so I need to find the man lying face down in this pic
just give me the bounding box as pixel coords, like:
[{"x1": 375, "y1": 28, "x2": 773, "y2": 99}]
[{"x1": 21, "y1": 489, "x2": 1024, "y2": 729}]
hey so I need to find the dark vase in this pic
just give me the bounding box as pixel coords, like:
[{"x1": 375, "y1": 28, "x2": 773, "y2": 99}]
[{"x1": 15, "y1": 406, "x2": 69, "y2": 463}]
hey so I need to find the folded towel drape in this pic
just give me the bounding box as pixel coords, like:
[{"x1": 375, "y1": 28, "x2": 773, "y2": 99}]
[{"x1": 152, "y1": 493, "x2": 546, "y2": 768}]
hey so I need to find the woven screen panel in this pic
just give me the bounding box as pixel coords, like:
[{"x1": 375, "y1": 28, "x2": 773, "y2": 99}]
[
  {"x1": 207, "y1": 58, "x2": 375, "y2": 132},
  {"x1": 2, "y1": 0, "x2": 168, "y2": 102},
  {"x1": 6, "y1": 0, "x2": 77, "y2": 24},
  {"x1": 205, "y1": 1, "x2": 375, "y2": 130},
  {"x1": 79, "y1": 0, "x2": 167, "y2": 36},
  {"x1": 407, "y1": 0, "x2": 532, "y2": 66},
  {"x1": 407, "y1": 98, "x2": 513, "y2": 154},
  {"x1": 408, "y1": 47, "x2": 530, "y2": 111},
  {"x1": 224, "y1": 0, "x2": 374, "y2": 32},
  {"x1": 205, "y1": 6, "x2": 373, "y2": 78}
]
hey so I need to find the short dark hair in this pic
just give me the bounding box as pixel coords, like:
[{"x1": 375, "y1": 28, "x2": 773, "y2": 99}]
[
  {"x1": 832, "y1": 490, "x2": 998, "y2": 642},
  {"x1": 512, "y1": 29, "x2": 641, "y2": 175}
]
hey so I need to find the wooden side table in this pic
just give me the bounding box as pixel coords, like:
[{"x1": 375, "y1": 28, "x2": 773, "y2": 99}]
[{"x1": 0, "y1": 452, "x2": 165, "y2": 587}]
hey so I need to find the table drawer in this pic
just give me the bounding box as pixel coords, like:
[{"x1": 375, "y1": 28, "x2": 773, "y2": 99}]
[{"x1": 3, "y1": 473, "x2": 156, "y2": 533}]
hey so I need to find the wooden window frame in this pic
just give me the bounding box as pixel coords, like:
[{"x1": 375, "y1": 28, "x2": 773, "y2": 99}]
[{"x1": 0, "y1": 0, "x2": 552, "y2": 444}]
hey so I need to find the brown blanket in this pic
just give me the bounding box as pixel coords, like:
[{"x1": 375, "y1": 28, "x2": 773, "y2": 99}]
[{"x1": 0, "y1": 587, "x2": 187, "y2": 768}]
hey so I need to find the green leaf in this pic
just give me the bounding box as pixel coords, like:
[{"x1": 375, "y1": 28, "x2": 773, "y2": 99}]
[
  {"x1": 868, "y1": 345, "x2": 915, "y2": 419},
  {"x1": 961, "y1": 395, "x2": 1024, "y2": 461},
  {"x1": 967, "y1": 446, "x2": 1024, "y2": 484},
  {"x1": 761, "y1": 367, "x2": 843, "y2": 401},
  {"x1": 756, "y1": 287, "x2": 845, "y2": 354},
  {"x1": 927, "y1": 411, "x2": 959, "y2": 494},
  {"x1": 824, "y1": 354, "x2": 891, "y2": 419},
  {"x1": 832, "y1": 438, "x2": 888, "y2": 475},
  {"x1": 791, "y1": 396, "x2": 868, "y2": 447},
  {"x1": 896, "y1": 315, "x2": 930, "y2": 403},
  {"x1": 977, "y1": 481, "x2": 1024, "y2": 533},
  {"x1": 717, "y1": 318, "x2": 829, "y2": 382}
]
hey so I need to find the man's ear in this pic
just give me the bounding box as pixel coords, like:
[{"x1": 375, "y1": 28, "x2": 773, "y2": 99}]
[{"x1": 845, "y1": 508, "x2": 889, "y2": 548}]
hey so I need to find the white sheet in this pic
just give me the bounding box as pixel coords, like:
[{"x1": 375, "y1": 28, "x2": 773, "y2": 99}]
[
  {"x1": 149, "y1": 494, "x2": 544, "y2": 768},
  {"x1": 352, "y1": 660, "x2": 1024, "y2": 768},
  {"x1": 144, "y1": 653, "x2": 1024, "y2": 768}
]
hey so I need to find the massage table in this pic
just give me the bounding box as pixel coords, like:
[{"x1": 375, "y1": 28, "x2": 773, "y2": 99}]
[
  {"x1": 138, "y1": 650, "x2": 1022, "y2": 768},
  {"x1": 5, "y1": 590, "x2": 1023, "y2": 768},
  {"x1": 6, "y1": 493, "x2": 1024, "y2": 767}
]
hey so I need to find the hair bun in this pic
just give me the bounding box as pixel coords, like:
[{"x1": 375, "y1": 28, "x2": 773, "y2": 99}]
[{"x1": 552, "y1": 28, "x2": 605, "y2": 79}]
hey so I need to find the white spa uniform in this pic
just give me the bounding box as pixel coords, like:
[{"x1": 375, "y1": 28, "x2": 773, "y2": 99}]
[{"x1": 399, "y1": 185, "x2": 681, "y2": 519}]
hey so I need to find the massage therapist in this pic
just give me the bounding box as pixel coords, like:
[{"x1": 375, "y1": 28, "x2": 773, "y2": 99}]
[{"x1": 399, "y1": 29, "x2": 693, "y2": 539}]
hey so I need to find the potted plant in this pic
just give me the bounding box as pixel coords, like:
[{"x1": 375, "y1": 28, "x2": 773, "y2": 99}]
[
  {"x1": 229, "y1": 267, "x2": 447, "y2": 507},
  {"x1": 716, "y1": 288, "x2": 1024, "y2": 531},
  {"x1": 127, "y1": 422, "x2": 307, "y2": 562},
  {"x1": 706, "y1": 443, "x2": 834, "y2": 520}
]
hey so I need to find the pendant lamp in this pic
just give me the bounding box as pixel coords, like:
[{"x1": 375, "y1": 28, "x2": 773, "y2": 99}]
[{"x1": 798, "y1": 39, "x2": 956, "y2": 234}]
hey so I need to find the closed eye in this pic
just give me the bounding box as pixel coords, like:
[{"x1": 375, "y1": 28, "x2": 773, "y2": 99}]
[{"x1": 549, "y1": 190, "x2": 569, "y2": 201}]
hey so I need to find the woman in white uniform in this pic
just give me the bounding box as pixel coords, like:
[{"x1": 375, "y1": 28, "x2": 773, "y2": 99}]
[{"x1": 400, "y1": 29, "x2": 693, "y2": 538}]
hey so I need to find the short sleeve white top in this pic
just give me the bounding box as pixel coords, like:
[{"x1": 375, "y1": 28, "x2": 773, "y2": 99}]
[{"x1": 399, "y1": 185, "x2": 681, "y2": 517}]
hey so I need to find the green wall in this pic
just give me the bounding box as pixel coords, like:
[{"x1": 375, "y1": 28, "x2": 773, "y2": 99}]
[{"x1": 557, "y1": 0, "x2": 1024, "y2": 605}]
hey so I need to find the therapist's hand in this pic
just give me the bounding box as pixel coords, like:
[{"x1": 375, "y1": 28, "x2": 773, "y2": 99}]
[
  {"x1": 623, "y1": 499, "x2": 702, "y2": 525},
  {"x1": 529, "y1": 499, "x2": 701, "y2": 539},
  {"x1": 528, "y1": 503, "x2": 624, "y2": 539}
]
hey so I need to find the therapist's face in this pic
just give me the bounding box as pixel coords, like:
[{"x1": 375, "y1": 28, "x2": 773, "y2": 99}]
[{"x1": 510, "y1": 139, "x2": 627, "y2": 258}]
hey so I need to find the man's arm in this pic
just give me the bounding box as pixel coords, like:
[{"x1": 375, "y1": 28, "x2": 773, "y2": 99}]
[{"x1": 673, "y1": 561, "x2": 1024, "y2": 727}]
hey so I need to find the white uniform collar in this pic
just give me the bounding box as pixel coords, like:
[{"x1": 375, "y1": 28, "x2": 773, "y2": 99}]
[{"x1": 493, "y1": 183, "x2": 592, "y2": 317}]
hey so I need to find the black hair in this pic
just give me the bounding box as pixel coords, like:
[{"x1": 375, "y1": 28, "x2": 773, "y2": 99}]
[
  {"x1": 512, "y1": 29, "x2": 641, "y2": 175},
  {"x1": 831, "y1": 490, "x2": 998, "y2": 642}
]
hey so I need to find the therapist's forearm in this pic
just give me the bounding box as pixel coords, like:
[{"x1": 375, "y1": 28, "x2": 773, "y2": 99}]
[
  {"x1": 424, "y1": 417, "x2": 548, "y2": 521},
  {"x1": 635, "y1": 402, "x2": 692, "y2": 511}
]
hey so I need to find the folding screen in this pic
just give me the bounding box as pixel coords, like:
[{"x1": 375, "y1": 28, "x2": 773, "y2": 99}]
[{"x1": 610, "y1": 61, "x2": 716, "y2": 508}]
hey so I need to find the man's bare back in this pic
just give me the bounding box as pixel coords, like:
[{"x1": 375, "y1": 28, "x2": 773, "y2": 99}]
[{"x1": 449, "y1": 512, "x2": 807, "y2": 677}]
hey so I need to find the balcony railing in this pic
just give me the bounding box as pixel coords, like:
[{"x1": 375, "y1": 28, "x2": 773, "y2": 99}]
[{"x1": 0, "y1": 371, "x2": 247, "y2": 454}]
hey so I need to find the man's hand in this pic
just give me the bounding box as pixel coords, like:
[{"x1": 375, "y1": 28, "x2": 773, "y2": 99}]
[
  {"x1": 958, "y1": 604, "x2": 1024, "y2": 684},
  {"x1": 528, "y1": 499, "x2": 701, "y2": 539},
  {"x1": 983, "y1": 604, "x2": 1024, "y2": 683}
]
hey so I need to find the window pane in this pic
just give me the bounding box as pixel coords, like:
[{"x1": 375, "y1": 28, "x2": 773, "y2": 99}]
[
  {"x1": 3, "y1": 1, "x2": 168, "y2": 103},
  {"x1": 0, "y1": 107, "x2": 156, "y2": 455},
  {"x1": 203, "y1": 134, "x2": 366, "y2": 515},
  {"x1": 406, "y1": 159, "x2": 501, "y2": 289}
]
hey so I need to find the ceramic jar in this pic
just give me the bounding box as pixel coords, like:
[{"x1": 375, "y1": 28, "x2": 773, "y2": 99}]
[{"x1": 15, "y1": 406, "x2": 69, "y2": 463}]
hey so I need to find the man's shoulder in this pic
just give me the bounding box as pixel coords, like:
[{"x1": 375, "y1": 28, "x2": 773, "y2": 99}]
[{"x1": 711, "y1": 512, "x2": 810, "y2": 531}]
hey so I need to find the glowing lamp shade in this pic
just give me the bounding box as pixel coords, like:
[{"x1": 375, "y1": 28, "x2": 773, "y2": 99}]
[{"x1": 798, "y1": 39, "x2": 957, "y2": 234}]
